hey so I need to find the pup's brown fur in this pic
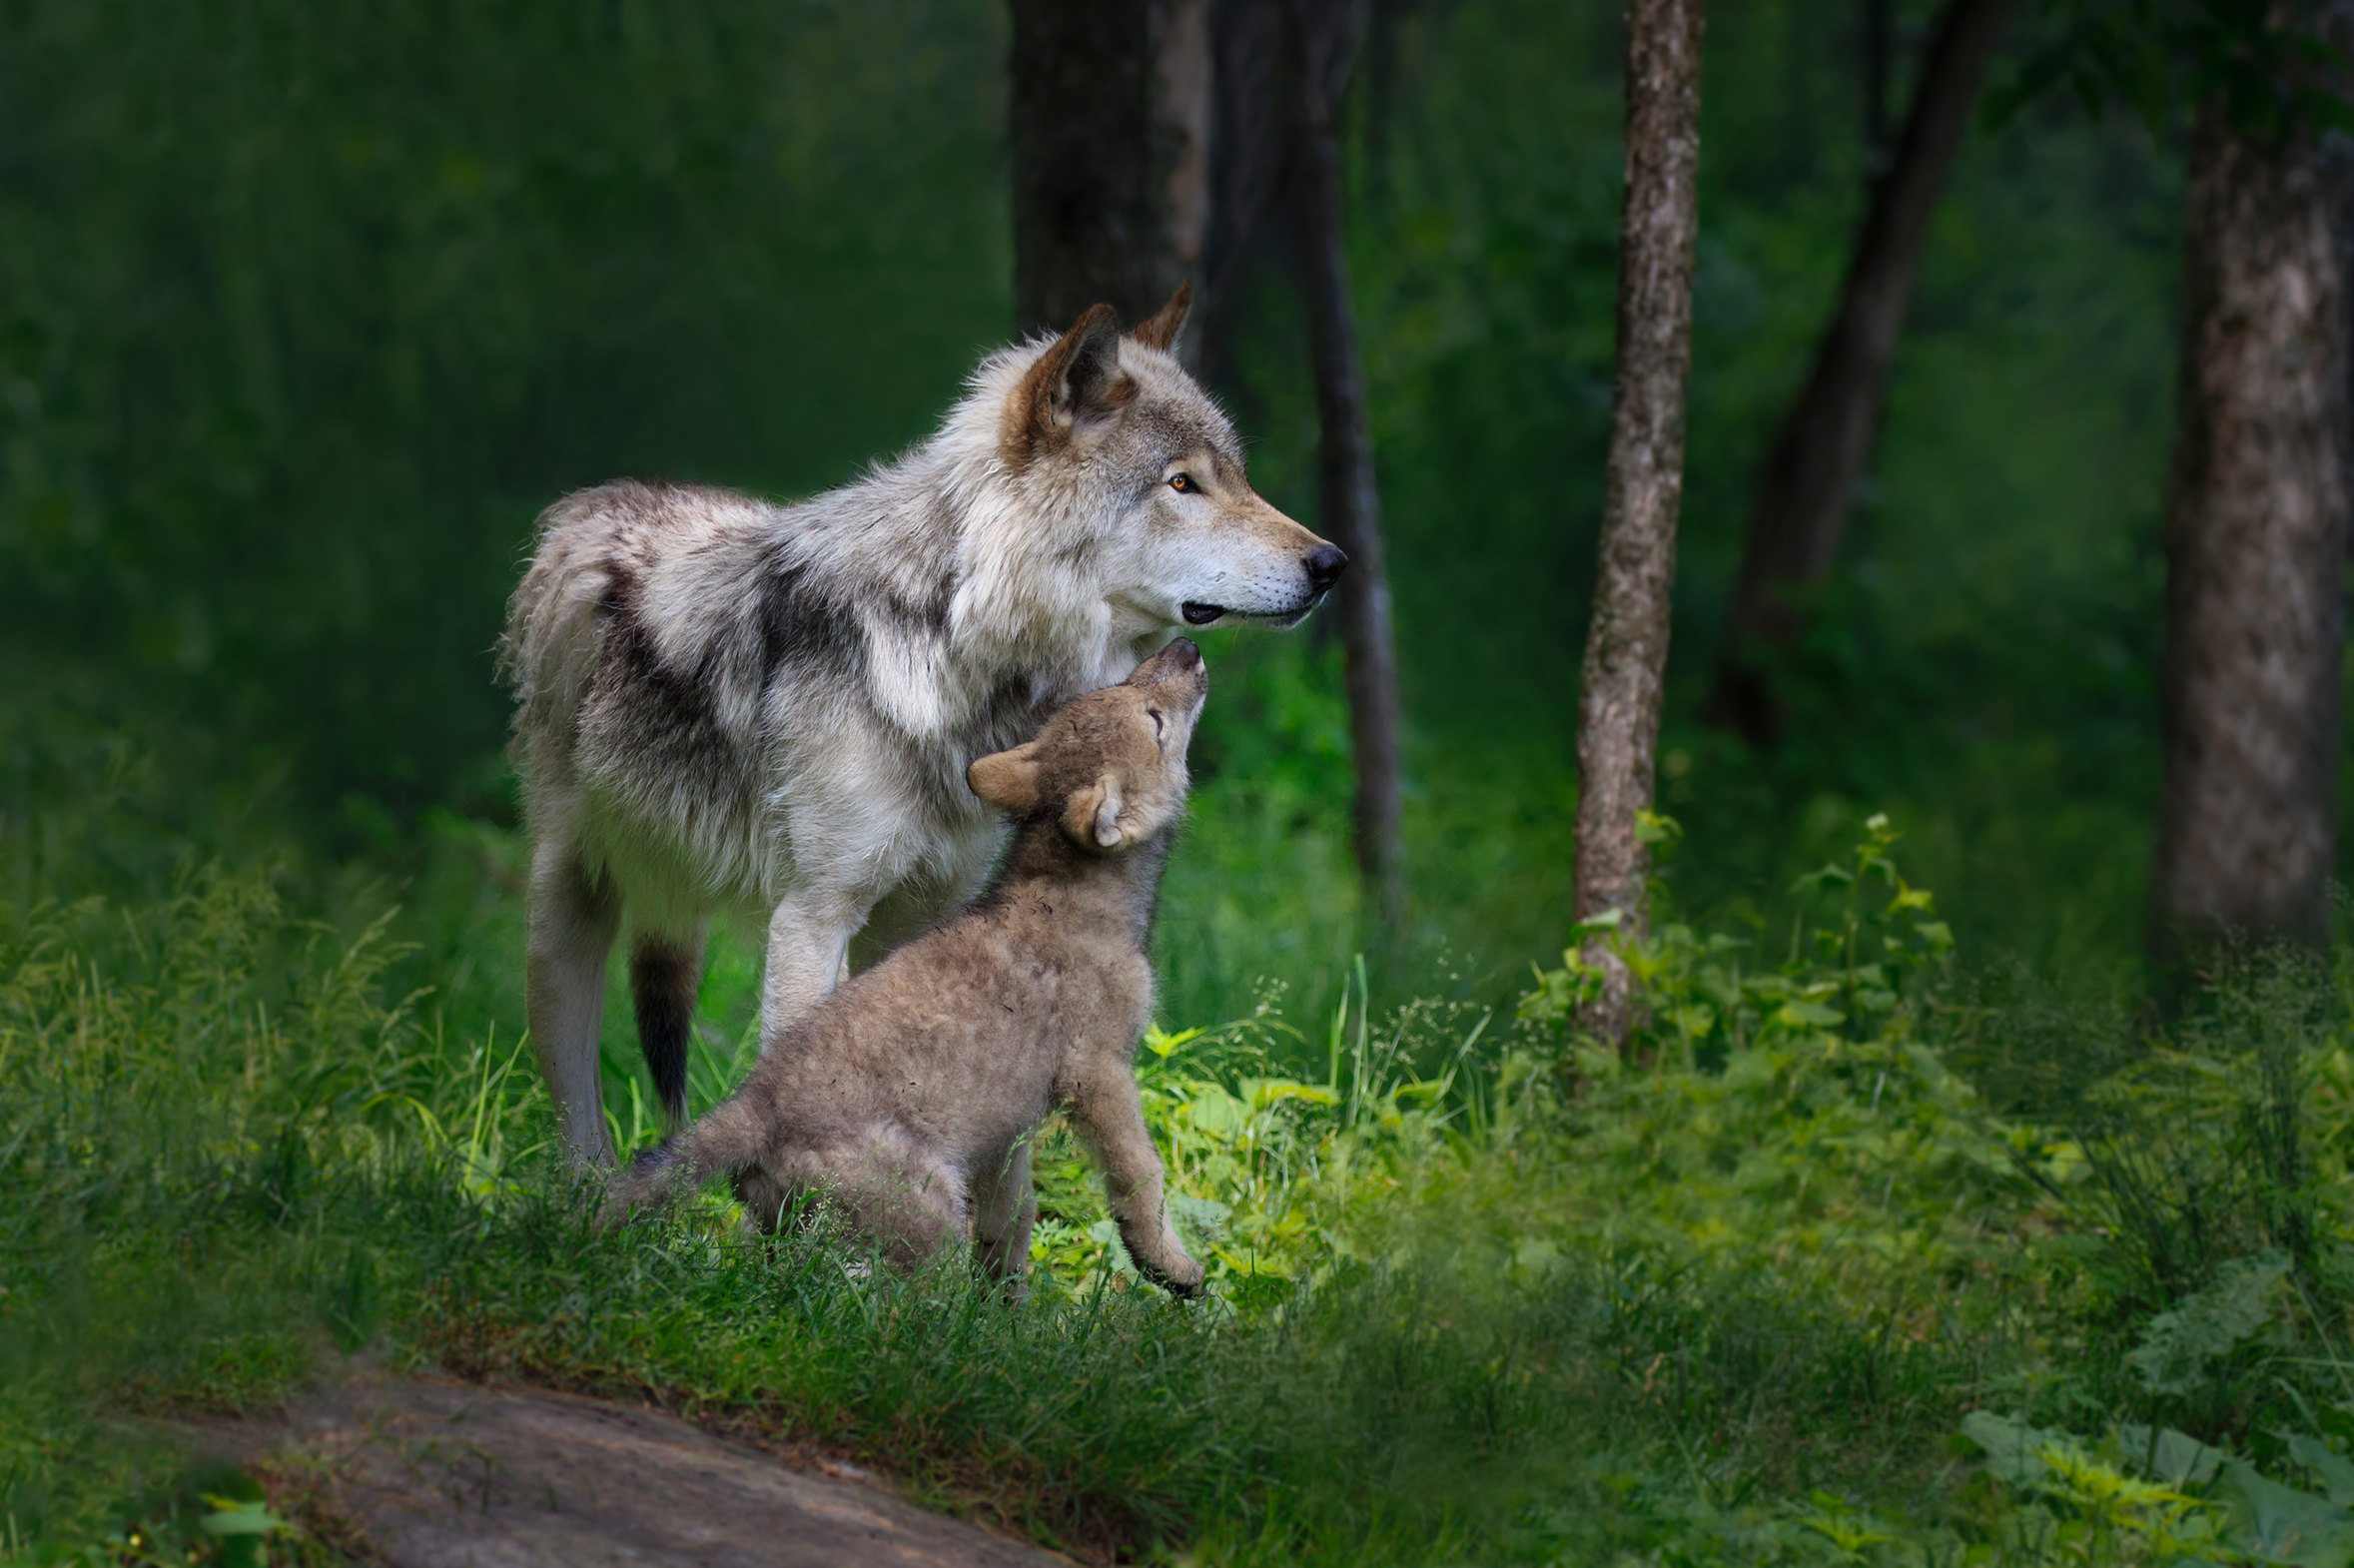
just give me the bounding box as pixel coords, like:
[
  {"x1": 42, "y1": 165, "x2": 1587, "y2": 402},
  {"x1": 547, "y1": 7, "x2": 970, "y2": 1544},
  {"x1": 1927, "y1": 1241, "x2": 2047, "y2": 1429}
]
[{"x1": 601, "y1": 639, "x2": 1210, "y2": 1296}]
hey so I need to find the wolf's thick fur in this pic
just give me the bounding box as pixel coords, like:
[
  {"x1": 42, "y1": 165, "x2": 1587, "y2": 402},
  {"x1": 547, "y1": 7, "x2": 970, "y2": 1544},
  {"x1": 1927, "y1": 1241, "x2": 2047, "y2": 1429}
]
[
  {"x1": 502, "y1": 293, "x2": 1341, "y2": 1165},
  {"x1": 601, "y1": 640, "x2": 1212, "y2": 1295}
]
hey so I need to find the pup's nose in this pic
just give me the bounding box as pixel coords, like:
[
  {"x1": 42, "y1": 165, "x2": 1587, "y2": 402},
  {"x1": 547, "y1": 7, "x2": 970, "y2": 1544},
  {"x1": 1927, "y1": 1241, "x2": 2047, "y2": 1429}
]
[
  {"x1": 1303, "y1": 544, "x2": 1349, "y2": 594},
  {"x1": 1167, "y1": 637, "x2": 1201, "y2": 668}
]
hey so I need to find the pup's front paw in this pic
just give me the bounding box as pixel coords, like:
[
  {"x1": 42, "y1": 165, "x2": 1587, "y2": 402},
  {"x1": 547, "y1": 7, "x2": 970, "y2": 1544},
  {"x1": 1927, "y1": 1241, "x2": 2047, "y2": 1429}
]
[
  {"x1": 596, "y1": 1153, "x2": 675, "y2": 1229},
  {"x1": 1141, "y1": 1247, "x2": 1205, "y2": 1298}
]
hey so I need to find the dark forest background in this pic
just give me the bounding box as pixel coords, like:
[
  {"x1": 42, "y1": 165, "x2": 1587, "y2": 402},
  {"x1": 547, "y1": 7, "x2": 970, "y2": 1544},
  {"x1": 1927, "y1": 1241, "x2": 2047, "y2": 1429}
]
[{"x1": 4, "y1": 0, "x2": 2201, "y2": 1027}]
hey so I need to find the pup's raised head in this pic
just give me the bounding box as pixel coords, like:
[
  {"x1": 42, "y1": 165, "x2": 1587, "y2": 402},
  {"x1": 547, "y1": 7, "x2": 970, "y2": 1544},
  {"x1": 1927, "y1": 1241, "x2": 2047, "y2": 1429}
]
[
  {"x1": 1000, "y1": 289, "x2": 1348, "y2": 630},
  {"x1": 967, "y1": 639, "x2": 1208, "y2": 852}
]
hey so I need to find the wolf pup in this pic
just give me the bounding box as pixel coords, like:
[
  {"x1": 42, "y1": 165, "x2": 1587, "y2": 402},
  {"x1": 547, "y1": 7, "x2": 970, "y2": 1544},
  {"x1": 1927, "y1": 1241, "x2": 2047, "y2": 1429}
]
[
  {"x1": 602, "y1": 638, "x2": 1212, "y2": 1296},
  {"x1": 503, "y1": 288, "x2": 1343, "y2": 1166}
]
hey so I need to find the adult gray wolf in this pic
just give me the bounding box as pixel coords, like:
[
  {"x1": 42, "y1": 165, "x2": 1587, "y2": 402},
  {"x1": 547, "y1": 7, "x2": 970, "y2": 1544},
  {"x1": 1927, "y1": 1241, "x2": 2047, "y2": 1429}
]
[
  {"x1": 601, "y1": 639, "x2": 1212, "y2": 1297},
  {"x1": 502, "y1": 289, "x2": 1343, "y2": 1166}
]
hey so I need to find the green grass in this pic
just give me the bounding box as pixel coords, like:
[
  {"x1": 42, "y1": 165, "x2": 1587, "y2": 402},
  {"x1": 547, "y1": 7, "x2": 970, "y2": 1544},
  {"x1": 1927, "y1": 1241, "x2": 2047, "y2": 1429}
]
[{"x1": 13, "y1": 809, "x2": 2354, "y2": 1566}]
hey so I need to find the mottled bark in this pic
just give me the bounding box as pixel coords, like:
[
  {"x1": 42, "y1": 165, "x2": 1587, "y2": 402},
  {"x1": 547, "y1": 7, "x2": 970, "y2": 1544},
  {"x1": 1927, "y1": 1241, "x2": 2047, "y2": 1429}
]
[
  {"x1": 1574, "y1": 0, "x2": 1704, "y2": 1045},
  {"x1": 1708, "y1": 0, "x2": 2009, "y2": 745},
  {"x1": 2150, "y1": 95, "x2": 2352, "y2": 962},
  {"x1": 1289, "y1": 0, "x2": 1405, "y2": 931},
  {"x1": 1010, "y1": 0, "x2": 1210, "y2": 337}
]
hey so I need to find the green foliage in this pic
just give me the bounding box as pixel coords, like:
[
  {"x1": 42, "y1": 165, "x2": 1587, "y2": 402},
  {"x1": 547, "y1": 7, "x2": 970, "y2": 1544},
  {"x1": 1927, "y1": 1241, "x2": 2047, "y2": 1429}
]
[
  {"x1": 2125, "y1": 1250, "x2": 2293, "y2": 1398},
  {"x1": 1998, "y1": 0, "x2": 2354, "y2": 141},
  {"x1": 1, "y1": 0, "x2": 1008, "y2": 821},
  {"x1": 1523, "y1": 813, "x2": 1955, "y2": 1064}
]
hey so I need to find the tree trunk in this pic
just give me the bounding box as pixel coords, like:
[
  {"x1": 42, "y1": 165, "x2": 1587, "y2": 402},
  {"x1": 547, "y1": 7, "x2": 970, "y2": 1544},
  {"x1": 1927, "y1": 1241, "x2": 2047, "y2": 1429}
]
[
  {"x1": 1010, "y1": 0, "x2": 1210, "y2": 337},
  {"x1": 2149, "y1": 96, "x2": 2351, "y2": 964},
  {"x1": 1191, "y1": 0, "x2": 1288, "y2": 383},
  {"x1": 1573, "y1": 0, "x2": 1705, "y2": 1046},
  {"x1": 1289, "y1": 0, "x2": 1406, "y2": 932},
  {"x1": 1706, "y1": 0, "x2": 2009, "y2": 745}
]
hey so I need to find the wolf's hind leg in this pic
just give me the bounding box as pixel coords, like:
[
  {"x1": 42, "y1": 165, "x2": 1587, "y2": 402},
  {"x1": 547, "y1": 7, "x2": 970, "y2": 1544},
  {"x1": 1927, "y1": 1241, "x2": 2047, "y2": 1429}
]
[
  {"x1": 972, "y1": 1140, "x2": 1037, "y2": 1297},
  {"x1": 629, "y1": 926, "x2": 705, "y2": 1128},
  {"x1": 527, "y1": 836, "x2": 621, "y2": 1169}
]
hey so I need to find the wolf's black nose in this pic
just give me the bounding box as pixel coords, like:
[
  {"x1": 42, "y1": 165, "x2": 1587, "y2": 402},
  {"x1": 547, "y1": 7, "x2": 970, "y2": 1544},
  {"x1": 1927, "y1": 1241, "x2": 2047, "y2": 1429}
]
[{"x1": 1304, "y1": 544, "x2": 1349, "y2": 594}]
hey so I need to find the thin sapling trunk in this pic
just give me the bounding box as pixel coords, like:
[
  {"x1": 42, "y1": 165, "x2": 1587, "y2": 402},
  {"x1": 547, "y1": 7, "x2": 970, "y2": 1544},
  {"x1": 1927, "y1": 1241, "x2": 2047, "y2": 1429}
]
[{"x1": 1573, "y1": 0, "x2": 1705, "y2": 1047}]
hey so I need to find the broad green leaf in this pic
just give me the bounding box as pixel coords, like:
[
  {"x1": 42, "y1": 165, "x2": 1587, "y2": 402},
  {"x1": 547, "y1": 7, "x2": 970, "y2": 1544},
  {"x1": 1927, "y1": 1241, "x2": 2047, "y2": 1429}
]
[
  {"x1": 2120, "y1": 1423, "x2": 2229, "y2": 1487},
  {"x1": 2288, "y1": 1435, "x2": 2354, "y2": 1509},
  {"x1": 1963, "y1": 1410, "x2": 2078, "y2": 1488},
  {"x1": 2128, "y1": 1250, "x2": 2290, "y2": 1395},
  {"x1": 2218, "y1": 1459, "x2": 2354, "y2": 1567},
  {"x1": 199, "y1": 1498, "x2": 286, "y2": 1538}
]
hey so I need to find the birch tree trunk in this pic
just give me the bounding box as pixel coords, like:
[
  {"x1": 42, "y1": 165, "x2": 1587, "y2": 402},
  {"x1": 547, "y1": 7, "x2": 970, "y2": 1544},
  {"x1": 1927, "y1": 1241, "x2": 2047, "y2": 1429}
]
[
  {"x1": 1707, "y1": 0, "x2": 2008, "y2": 744},
  {"x1": 1573, "y1": 0, "x2": 1705, "y2": 1046},
  {"x1": 1010, "y1": 0, "x2": 1210, "y2": 336},
  {"x1": 1289, "y1": 0, "x2": 1406, "y2": 932},
  {"x1": 2149, "y1": 89, "x2": 2352, "y2": 964}
]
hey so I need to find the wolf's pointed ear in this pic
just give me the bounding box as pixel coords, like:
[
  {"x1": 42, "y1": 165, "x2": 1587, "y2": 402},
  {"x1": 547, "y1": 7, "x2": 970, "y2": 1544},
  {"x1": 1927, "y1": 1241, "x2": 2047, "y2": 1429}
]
[
  {"x1": 1061, "y1": 773, "x2": 1127, "y2": 849},
  {"x1": 968, "y1": 741, "x2": 1044, "y2": 815},
  {"x1": 1010, "y1": 304, "x2": 1134, "y2": 460},
  {"x1": 1128, "y1": 282, "x2": 1192, "y2": 353}
]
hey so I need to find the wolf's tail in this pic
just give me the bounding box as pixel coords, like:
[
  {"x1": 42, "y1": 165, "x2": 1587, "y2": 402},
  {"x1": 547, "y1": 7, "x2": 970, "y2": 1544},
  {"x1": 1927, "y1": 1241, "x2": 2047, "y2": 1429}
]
[
  {"x1": 597, "y1": 1096, "x2": 766, "y2": 1227},
  {"x1": 500, "y1": 492, "x2": 613, "y2": 764}
]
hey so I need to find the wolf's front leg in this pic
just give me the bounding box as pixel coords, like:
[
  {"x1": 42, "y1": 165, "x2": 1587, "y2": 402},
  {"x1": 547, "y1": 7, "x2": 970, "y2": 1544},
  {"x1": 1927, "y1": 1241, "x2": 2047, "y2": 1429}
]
[
  {"x1": 973, "y1": 1139, "x2": 1037, "y2": 1298},
  {"x1": 526, "y1": 837, "x2": 621, "y2": 1169},
  {"x1": 1069, "y1": 1068, "x2": 1203, "y2": 1297},
  {"x1": 759, "y1": 886, "x2": 873, "y2": 1044}
]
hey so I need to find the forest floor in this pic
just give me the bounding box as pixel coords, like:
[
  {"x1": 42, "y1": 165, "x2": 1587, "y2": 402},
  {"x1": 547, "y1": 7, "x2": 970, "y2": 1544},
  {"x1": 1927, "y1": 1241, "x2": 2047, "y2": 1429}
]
[{"x1": 13, "y1": 823, "x2": 2354, "y2": 1565}]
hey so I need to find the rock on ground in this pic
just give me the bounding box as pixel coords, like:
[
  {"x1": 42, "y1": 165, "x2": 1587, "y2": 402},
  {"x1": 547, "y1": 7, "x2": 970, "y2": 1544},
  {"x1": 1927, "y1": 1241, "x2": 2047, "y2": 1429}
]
[{"x1": 203, "y1": 1375, "x2": 1069, "y2": 1567}]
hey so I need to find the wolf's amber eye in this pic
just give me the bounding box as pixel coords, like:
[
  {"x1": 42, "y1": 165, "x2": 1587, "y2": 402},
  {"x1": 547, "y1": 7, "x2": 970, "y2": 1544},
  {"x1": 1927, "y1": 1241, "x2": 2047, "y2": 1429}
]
[{"x1": 1168, "y1": 473, "x2": 1199, "y2": 494}]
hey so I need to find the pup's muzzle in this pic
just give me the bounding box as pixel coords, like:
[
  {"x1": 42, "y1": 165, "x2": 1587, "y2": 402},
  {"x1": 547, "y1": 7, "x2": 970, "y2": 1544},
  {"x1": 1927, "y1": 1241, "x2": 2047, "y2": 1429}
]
[
  {"x1": 1133, "y1": 637, "x2": 1205, "y2": 680},
  {"x1": 1130, "y1": 638, "x2": 1209, "y2": 710}
]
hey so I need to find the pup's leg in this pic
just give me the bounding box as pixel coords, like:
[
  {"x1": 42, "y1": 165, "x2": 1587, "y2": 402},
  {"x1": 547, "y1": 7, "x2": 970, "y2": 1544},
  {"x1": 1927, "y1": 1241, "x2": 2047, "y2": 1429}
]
[
  {"x1": 628, "y1": 925, "x2": 705, "y2": 1128},
  {"x1": 600, "y1": 1095, "x2": 766, "y2": 1228},
  {"x1": 759, "y1": 885, "x2": 872, "y2": 1041},
  {"x1": 527, "y1": 835, "x2": 621, "y2": 1169},
  {"x1": 1069, "y1": 1069, "x2": 1203, "y2": 1297},
  {"x1": 972, "y1": 1140, "x2": 1037, "y2": 1298},
  {"x1": 823, "y1": 1146, "x2": 967, "y2": 1273}
]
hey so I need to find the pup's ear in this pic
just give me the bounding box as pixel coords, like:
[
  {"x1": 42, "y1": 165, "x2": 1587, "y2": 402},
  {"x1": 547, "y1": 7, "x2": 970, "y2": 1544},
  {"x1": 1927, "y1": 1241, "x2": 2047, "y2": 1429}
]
[
  {"x1": 968, "y1": 741, "x2": 1043, "y2": 814},
  {"x1": 1061, "y1": 773, "x2": 1128, "y2": 849},
  {"x1": 1011, "y1": 305, "x2": 1134, "y2": 459},
  {"x1": 1128, "y1": 282, "x2": 1192, "y2": 353}
]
